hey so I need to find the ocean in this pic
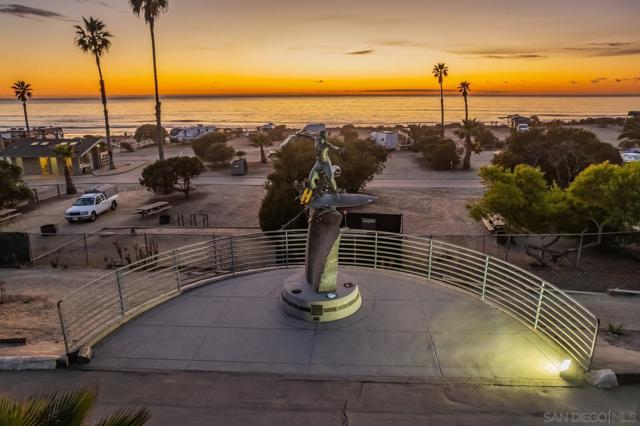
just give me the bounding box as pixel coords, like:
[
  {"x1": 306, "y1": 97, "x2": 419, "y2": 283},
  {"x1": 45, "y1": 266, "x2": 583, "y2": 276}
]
[{"x1": 0, "y1": 95, "x2": 637, "y2": 138}]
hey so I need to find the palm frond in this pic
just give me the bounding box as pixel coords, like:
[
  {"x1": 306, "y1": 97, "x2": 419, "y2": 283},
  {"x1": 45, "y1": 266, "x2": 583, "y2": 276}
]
[
  {"x1": 32, "y1": 386, "x2": 97, "y2": 426},
  {"x1": 75, "y1": 16, "x2": 112, "y2": 56},
  {"x1": 130, "y1": 0, "x2": 169, "y2": 24},
  {"x1": 0, "y1": 398, "x2": 39, "y2": 426},
  {"x1": 97, "y1": 408, "x2": 151, "y2": 426}
]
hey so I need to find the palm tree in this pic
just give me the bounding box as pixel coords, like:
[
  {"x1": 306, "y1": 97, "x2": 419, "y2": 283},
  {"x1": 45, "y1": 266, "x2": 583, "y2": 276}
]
[
  {"x1": 250, "y1": 133, "x2": 273, "y2": 163},
  {"x1": 454, "y1": 118, "x2": 482, "y2": 171},
  {"x1": 618, "y1": 119, "x2": 640, "y2": 149},
  {"x1": 11, "y1": 81, "x2": 32, "y2": 138},
  {"x1": 130, "y1": 0, "x2": 169, "y2": 160},
  {"x1": 234, "y1": 150, "x2": 247, "y2": 160},
  {"x1": 74, "y1": 17, "x2": 116, "y2": 170},
  {"x1": 458, "y1": 81, "x2": 473, "y2": 170},
  {"x1": 0, "y1": 386, "x2": 150, "y2": 426},
  {"x1": 432, "y1": 63, "x2": 448, "y2": 137},
  {"x1": 53, "y1": 145, "x2": 77, "y2": 195}
]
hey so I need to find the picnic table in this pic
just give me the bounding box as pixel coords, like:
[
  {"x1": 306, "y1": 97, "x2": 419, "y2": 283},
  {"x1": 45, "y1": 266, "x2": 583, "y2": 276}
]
[
  {"x1": 133, "y1": 202, "x2": 171, "y2": 219},
  {"x1": 0, "y1": 208, "x2": 21, "y2": 223},
  {"x1": 481, "y1": 214, "x2": 505, "y2": 234}
]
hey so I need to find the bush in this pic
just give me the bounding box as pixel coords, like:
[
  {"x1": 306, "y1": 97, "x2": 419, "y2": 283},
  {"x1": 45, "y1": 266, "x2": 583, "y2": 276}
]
[
  {"x1": 139, "y1": 156, "x2": 205, "y2": 197},
  {"x1": 134, "y1": 124, "x2": 168, "y2": 142},
  {"x1": 205, "y1": 143, "x2": 235, "y2": 165},
  {"x1": 192, "y1": 132, "x2": 229, "y2": 158},
  {"x1": 422, "y1": 138, "x2": 460, "y2": 170},
  {"x1": 121, "y1": 141, "x2": 134, "y2": 152},
  {"x1": 258, "y1": 137, "x2": 388, "y2": 231},
  {"x1": 494, "y1": 127, "x2": 622, "y2": 187},
  {"x1": 0, "y1": 160, "x2": 33, "y2": 208}
]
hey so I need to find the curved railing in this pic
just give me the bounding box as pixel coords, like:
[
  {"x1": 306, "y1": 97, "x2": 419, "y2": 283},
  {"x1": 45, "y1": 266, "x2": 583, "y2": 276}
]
[{"x1": 57, "y1": 229, "x2": 599, "y2": 369}]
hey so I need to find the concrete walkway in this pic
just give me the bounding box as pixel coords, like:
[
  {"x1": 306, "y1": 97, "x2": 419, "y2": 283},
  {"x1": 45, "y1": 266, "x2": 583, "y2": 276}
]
[{"x1": 91, "y1": 268, "x2": 570, "y2": 383}]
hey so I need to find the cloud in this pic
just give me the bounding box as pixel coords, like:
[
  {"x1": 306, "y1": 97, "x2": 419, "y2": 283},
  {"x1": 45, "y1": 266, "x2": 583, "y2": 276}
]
[
  {"x1": 448, "y1": 48, "x2": 547, "y2": 60},
  {"x1": 375, "y1": 40, "x2": 432, "y2": 49},
  {"x1": 0, "y1": 3, "x2": 67, "y2": 19},
  {"x1": 591, "y1": 77, "x2": 608, "y2": 84},
  {"x1": 570, "y1": 80, "x2": 578, "y2": 84},
  {"x1": 483, "y1": 54, "x2": 547, "y2": 59},
  {"x1": 346, "y1": 49, "x2": 374, "y2": 55},
  {"x1": 587, "y1": 42, "x2": 632, "y2": 47},
  {"x1": 315, "y1": 80, "x2": 325, "y2": 83},
  {"x1": 564, "y1": 42, "x2": 640, "y2": 57},
  {"x1": 73, "y1": 0, "x2": 113, "y2": 7}
]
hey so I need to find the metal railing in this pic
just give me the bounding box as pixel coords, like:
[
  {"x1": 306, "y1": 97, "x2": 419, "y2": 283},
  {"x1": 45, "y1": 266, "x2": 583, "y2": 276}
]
[{"x1": 57, "y1": 229, "x2": 599, "y2": 369}]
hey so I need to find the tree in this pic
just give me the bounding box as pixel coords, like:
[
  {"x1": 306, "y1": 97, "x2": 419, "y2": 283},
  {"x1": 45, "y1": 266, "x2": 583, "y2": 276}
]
[
  {"x1": 267, "y1": 125, "x2": 287, "y2": 142},
  {"x1": 457, "y1": 81, "x2": 474, "y2": 170},
  {"x1": 191, "y1": 132, "x2": 228, "y2": 158},
  {"x1": 75, "y1": 17, "x2": 116, "y2": 169},
  {"x1": 0, "y1": 160, "x2": 32, "y2": 208},
  {"x1": 250, "y1": 133, "x2": 273, "y2": 163},
  {"x1": 134, "y1": 124, "x2": 168, "y2": 143},
  {"x1": 618, "y1": 119, "x2": 640, "y2": 149},
  {"x1": 139, "y1": 159, "x2": 175, "y2": 194},
  {"x1": 422, "y1": 137, "x2": 460, "y2": 170},
  {"x1": 169, "y1": 156, "x2": 205, "y2": 198},
  {"x1": 493, "y1": 127, "x2": 622, "y2": 187},
  {"x1": 0, "y1": 386, "x2": 150, "y2": 426},
  {"x1": 454, "y1": 118, "x2": 482, "y2": 169},
  {"x1": 53, "y1": 145, "x2": 77, "y2": 195},
  {"x1": 11, "y1": 80, "x2": 32, "y2": 138},
  {"x1": 406, "y1": 124, "x2": 441, "y2": 152},
  {"x1": 130, "y1": 0, "x2": 169, "y2": 160},
  {"x1": 432, "y1": 63, "x2": 448, "y2": 136},
  {"x1": 234, "y1": 150, "x2": 247, "y2": 159},
  {"x1": 205, "y1": 143, "x2": 235, "y2": 165},
  {"x1": 258, "y1": 137, "x2": 388, "y2": 231},
  {"x1": 468, "y1": 162, "x2": 640, "y2": 266}
]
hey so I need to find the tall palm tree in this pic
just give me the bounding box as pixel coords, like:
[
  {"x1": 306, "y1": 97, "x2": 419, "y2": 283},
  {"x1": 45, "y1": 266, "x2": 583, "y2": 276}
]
[
  {"x1": 11, "y1": 81, "x2": 32, "y2": 138},
  {"x1": 458, "y1": 81, "x2": 473, "y2": 170},
  {"x1": 250, "y1": 133, "x2": 273, "y2": 163},
  {"x1": 432, "y1": 63, "x2": 448, "y2": 137},
  {"x1": 74, "y1": 17, "x2": 116, "y2": 169},
  {"x1": 53, "y1": 144, "x2": 77, "y2": 195},
  {"x1": 0, "y1": 386, "x2": 150, "y2": 426},
  {"x1": 130, "y1": 0, "x2": 169, "y2": 160}
]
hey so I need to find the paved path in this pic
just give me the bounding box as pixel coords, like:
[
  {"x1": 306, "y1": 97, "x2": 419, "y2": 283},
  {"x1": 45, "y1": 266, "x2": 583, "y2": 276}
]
[
  {"x1": 1, "y1": 369, "x2": 638, "y2": 426},
  {"x1": 91, "y1": 268, "x2": 569, "y2": 383}
]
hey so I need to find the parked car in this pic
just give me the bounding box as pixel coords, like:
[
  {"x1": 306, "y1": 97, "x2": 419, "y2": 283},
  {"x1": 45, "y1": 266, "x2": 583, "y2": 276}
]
[
  {"x1": 622, "y1": 152, "x2": 640, "y2": 163},
  {"x1": 516, "y1": 123, "x2": 529, "y2": 133},
  {"x1": 64, "y1": 184, "x2": 119, "y2": 223}
]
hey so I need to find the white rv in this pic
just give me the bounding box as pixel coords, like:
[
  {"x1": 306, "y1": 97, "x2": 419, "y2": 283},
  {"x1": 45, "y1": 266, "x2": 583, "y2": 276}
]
[
  {"x1": 369, "y1": 131, "x2": 398, "y2": 150},
  {"x1": 169, "y1": 124, "x2": 217, "y2": 143}
]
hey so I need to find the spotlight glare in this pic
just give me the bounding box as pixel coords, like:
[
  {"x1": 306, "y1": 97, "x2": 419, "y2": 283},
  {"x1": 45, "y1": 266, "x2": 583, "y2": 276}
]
[{"x1": 559, "y1": 359, "x2": 571, "y2": 373}]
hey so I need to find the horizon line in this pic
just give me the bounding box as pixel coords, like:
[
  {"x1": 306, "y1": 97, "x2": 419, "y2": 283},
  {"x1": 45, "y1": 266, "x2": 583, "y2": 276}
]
[{"x1": 1, "y1": 92, "x2": 640, "y2": 101}]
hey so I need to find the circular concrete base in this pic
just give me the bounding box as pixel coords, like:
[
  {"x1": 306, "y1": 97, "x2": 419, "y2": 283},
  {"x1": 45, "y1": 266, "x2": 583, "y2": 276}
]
[{"x1": 279, "y1": 271, "x2": 362, "y2": 322}]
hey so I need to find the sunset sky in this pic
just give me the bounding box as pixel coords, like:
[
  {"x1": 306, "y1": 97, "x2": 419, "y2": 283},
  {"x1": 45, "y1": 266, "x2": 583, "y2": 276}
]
[{"x1": 0, "y1": 0, "x2": 639, "y2": 97}]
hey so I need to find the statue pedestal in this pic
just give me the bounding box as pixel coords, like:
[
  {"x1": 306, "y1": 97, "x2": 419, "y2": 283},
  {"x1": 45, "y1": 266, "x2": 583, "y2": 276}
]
[{"x1": 279, "y1": 271, "x2": 362, "y2": 322}]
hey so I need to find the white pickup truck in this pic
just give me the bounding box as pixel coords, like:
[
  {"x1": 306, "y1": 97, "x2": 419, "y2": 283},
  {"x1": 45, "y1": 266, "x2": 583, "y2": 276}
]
[{"x1": 64, "y1": 184, "x2": 119, "y2": 223}]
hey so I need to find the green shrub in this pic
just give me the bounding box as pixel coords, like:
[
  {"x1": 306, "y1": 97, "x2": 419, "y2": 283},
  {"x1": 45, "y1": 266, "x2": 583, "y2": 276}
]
[
  {"x1": 421, "y1": 138, "x2": 460, "y2": 170},
  {"x1": 192, "y1": 132, "x2": 229, "y2": 158},
  {"x1": 134, "y1": 124, "x2": 168, "y2": 142},
  {"x1": 139, "y1": 156, "x2": 205, "y2": 197},
  {"x1": 205, "y1": 143, "x2": 235, "y2": 165}
]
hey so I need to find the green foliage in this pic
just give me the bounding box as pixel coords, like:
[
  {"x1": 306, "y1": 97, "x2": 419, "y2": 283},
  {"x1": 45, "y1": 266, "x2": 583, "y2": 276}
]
[
  {"x1": 469, "y1": 162, "x2": 640, "y2": 234},
  {"x1": 339, "y1": 125, "x2": 359, "y2": 142},
  {"x1": 205, "y1": 143, "x2": 235, "y2": 165},
  {"x1": 618, "y1": 119, "x2": 640, "y2": 149},
  {"x1": 250, "y1": 133, "x2": 273, "y2": 163},
  {"x1": 234, "y1": 150, "x2": 247, "y2": 159},
  {"x1": 422, "y1": 138, "x2": 460, "y2": 170},
  {"x1": 406, "y1": 124, "x2": 441, "y2": 152},
  {"x1": 258, "y1": 137, "x2": 388, "y2": 231},
  {"x1": 139, "y1": 156, "x2": 204, "y2": 197},
  {"x1": 267, "y1": 125, "x2": 287, "y2": 141},
  {"x1": 0, "y1": 386, "x2": 150, "y2": 426},
  {"x1": 607, "y1": 322, "x2": 625, "y2": 336},
  {"x1": 133, "y1": 124, "x2": 168, "y2": 143},
  {"x1": 191, "y1": 132, "x2": 228, "y2": 158},
  {"x1": 0, "y1": 160, "x2": 32, "y2": 208},
  {"x1": 493, "y1": 127, "x2": 622, "y2": 187},
  {"x1": 331, "y1": 138, "x2": 388, "y2": 192}
]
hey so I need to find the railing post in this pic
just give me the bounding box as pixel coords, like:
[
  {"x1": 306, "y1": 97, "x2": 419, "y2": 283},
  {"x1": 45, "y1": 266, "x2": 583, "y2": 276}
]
[
  {"x1": 373, "y1": 232, "x2": 378, "y2": 270},
  {"x1": 576, "y1": 230, "x2": 585, "y2": 270},
  {"x1": 505, "y1": 235, "x2": 511, "y2": 261},
  {"x1": 172, "y1": 250, "x2": 182, "y2": 291},
  {"x1": 229, "y1": 238, "x2": 235, "y2": 273},
  {"x1": 427, "y1": 239, "x2": 433, "y2": 279},
  {"x1": 285, "y1": 231, "x2": 289, "y2": 268},
  {"x1": 115, "y1": 271, "x2": 125, "y2": 315},
  {"x1": 57, "y1": 301, "x2": 70, "y2": 355},
  {"x1": 533, "y1": 281, "x2": 546, "y2": 330},
  {"x1": 481, "y1": 256, "x2": 490, "y2": 299},
  {"x1": 83, "y1": 233, "x2": 89, "y2": 266}
]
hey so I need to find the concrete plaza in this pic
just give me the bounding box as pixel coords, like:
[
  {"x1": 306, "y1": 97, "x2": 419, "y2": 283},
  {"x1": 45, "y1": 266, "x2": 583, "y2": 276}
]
[{"x1": 90, "y1": 268, "x2": 570, "y2": 383}]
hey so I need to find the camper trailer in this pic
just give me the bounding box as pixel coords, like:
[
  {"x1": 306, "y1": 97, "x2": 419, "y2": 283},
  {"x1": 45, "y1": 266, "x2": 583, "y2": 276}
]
[
  {"x1": 369, "y1": 131, "x2": 398, "y2": 150},
  {"x1": 169, "y1": 125, "x2": 217, "y2": 143}
]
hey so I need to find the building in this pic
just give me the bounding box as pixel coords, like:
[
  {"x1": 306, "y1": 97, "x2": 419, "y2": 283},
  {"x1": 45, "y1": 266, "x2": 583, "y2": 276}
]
[
  {"x1": 0, "y1": 126, "x2": 64, "y2": 141},
  {"x1": 0, "y1": 137, "x2": 106, "y2": 176}
]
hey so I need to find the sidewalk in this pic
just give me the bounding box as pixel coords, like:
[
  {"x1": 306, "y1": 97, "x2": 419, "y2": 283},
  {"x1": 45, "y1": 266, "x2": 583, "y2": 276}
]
[{"x1": 91, "y1": 159, "x2": 148, "y2": 177}]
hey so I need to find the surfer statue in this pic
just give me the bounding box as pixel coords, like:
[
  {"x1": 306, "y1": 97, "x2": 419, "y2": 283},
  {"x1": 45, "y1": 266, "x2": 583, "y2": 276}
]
[{"x1": 279, "y1": 126, "x2": 375, "y2": 322}]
